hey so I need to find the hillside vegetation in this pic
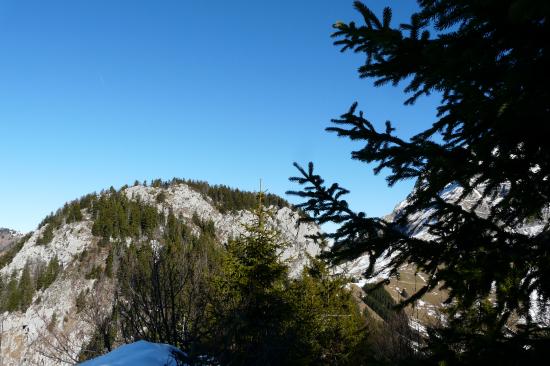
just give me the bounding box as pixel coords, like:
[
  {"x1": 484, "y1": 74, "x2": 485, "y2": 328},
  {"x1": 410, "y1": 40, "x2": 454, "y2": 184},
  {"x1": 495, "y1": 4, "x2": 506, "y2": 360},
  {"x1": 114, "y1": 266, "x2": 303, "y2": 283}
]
[{"x1": 0, "y1": 180, "x2": 411, "y2": 365}]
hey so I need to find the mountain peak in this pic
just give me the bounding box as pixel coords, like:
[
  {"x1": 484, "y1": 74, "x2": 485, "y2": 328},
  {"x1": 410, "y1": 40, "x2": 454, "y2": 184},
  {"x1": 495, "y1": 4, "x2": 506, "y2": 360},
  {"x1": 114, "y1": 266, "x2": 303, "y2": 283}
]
[{"x1": 0, "y1": 179, "x2": 320, "y2": 366}]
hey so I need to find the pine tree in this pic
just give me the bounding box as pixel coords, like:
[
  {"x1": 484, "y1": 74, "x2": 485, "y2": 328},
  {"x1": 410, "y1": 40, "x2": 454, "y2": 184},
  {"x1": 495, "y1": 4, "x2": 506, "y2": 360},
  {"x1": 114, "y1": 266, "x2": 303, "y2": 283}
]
[
  {"x1": 129, "y1": 203, "x2": 142, "y2": 237},
  {"x1": 66, "y1": 201, "x2": 83, "y2": 223},
  {"x1": 213, "y1": 193, "x2": 370, "y2": 365},
  {"x1": 5, "y1": 274, "x2": 20, "y2": 312},
  {"x1": 289, "y1": 1, "x2": 550, "y2": 364},
  {"x1": 213, "y1": 192, "x2": 293, "y2": 365},
  {"x1": 37, "y1": 256, "x2": 60, "y2": 290},
  {"x1": 141, "y1": 205, "x2": 158, "y2": 238},
  {"x1": 36, "y1": 223, "x2": 55, "y2": 245},
  {"x1": 287, "y1": 258, "x2": 370, "y2": 365},
  {"x1": 19, "y1": 263, "x2": 34, "y2": 311}
]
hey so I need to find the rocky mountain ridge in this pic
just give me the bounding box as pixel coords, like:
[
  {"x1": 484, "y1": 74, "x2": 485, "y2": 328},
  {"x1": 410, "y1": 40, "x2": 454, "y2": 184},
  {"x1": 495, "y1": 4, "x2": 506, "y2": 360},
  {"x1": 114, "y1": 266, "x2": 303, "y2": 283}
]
[
  {"x1": 4, "y1": 180, "x2": 546, "y2": 365},
  {"x1": 0, "y1": 181, "x2": 320, "y2": 366}
]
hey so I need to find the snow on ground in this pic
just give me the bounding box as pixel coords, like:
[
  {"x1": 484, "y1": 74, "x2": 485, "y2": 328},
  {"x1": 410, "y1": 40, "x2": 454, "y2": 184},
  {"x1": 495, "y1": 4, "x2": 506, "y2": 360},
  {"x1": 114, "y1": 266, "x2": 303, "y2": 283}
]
[
  {"x1": 79, "y1": 341, "x2": 188, "y2": 366},
  {"x1": 409, "y1": 319, "x2": 428, "y2": 337}
]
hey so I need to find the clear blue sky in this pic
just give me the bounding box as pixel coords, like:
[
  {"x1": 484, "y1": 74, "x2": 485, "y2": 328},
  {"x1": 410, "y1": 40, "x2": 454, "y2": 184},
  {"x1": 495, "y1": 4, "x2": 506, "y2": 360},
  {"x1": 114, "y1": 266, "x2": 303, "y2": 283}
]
[{"x1": 0, "y1": 0, "x2": 439, "y2": 232}]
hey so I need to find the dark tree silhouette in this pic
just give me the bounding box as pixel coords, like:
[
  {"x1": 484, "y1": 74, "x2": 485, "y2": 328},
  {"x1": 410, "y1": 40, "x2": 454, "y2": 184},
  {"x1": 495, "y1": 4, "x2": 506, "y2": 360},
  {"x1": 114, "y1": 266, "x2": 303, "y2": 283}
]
[{"x1": 289, "y1": 1, "x2": 550, "y2": 364}]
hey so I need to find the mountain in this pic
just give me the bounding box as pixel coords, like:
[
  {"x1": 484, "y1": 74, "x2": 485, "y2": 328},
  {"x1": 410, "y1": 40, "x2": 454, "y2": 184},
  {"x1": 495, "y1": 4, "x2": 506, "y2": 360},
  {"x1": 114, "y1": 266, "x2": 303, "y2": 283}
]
[
  {"x1": 341, "y1": 182, "x2": 550, "y2": 334},
  {"x1": 0, "y1": 180, "x2": 320, "y2": 366},
  {"x1": 0, "y1": 228, "x2": 22, "y2": 255},
  {"x1": 5, "y1": 179, "x2": 544, "y2": 365}
]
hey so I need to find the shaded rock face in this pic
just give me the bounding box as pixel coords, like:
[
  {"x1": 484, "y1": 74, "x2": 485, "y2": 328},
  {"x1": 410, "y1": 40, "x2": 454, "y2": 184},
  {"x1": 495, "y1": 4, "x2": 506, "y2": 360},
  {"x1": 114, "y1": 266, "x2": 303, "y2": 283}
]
[{"x1": 0, "y1": 183, "x2": 321, "y2": 366}]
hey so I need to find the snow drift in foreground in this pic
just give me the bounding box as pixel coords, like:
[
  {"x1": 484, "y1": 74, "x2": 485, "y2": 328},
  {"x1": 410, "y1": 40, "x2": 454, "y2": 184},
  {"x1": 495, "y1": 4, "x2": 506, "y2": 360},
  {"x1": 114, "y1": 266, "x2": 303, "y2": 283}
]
[{"x1": 79, "y1": 341, "x2": 187, "y2": 366}]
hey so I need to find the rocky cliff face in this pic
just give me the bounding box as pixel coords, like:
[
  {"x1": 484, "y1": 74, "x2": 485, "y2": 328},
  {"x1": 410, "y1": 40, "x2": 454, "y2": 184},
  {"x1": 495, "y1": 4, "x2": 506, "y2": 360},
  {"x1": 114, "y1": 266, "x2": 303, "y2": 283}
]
[
  {"x1": 0, "y1": 182, "x2": 320, "y2": 366},
  {"x1": 0, "y1": 228, "x2": 22, "y2": 254}
]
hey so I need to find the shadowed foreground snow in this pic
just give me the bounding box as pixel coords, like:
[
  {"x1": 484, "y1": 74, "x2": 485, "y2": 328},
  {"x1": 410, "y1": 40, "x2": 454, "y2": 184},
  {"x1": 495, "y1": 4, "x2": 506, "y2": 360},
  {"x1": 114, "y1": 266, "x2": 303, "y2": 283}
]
[{"x1": 79, "y1": 341, "x2": 187, "y2": 366}]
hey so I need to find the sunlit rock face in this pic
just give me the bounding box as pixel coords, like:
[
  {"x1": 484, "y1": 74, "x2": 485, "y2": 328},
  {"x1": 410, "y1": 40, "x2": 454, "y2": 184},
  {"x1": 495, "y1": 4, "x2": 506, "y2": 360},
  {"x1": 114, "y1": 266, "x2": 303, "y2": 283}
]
[{"x1": 0, "y1": 183, "x2": 321, "y2": 366}]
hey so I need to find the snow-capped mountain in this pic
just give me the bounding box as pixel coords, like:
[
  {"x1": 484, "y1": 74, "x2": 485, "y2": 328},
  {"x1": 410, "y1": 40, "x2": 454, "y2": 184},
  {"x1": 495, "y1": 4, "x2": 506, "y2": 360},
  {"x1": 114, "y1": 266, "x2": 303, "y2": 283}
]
[{"x1": 0, "y1": 182, "x2": 320, "y2": 366}]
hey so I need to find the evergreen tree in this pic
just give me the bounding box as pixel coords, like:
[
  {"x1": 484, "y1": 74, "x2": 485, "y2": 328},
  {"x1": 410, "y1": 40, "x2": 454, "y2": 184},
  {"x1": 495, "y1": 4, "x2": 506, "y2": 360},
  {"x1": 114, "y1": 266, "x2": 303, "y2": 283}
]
[
  {"x1": 35, "y1": 256, "x2": 61, "y2": 292},
  {"x1": 66, "y1": 201, "x2": 83, "y2": 223},
  {"x1": 156, "y1": 191, "x2": 167, "y2": 203},
  {"x1": 213, "y1": 197, "x2": 293, "y2": 365},
  {"x1": 104, "y1": 249, "x2": 114, "y2": 278},
  {"x1": 129, "y1": 203, "x2": 142, "y2": 237},
  {"x1": 287, "y1": 258, "x2": 370, "y2": 365},
  {"x1": 5, "y1": 273, "x2": 20, "y2": 312},
  {"x1": 289, "y1": 1, "x2": 550, "y2": 364},
  {"x1": 213, "y1": 194, "x2": 369, "y2": 365},
  {"x1": 36, "y1": 223, "x2": 55, "y2": 245},
  {"x1": 140, "y1": 205, "x2": 159, "y2": 238},
  {"x1": 0, "y1": 234, "x2": 28, "y2": 270},
  {"x1": 184, "y1": 179, "x2": 292, "y2": 213},
  {"x1": 19, "y1": 263, "x2": 34, "y2": 311}
]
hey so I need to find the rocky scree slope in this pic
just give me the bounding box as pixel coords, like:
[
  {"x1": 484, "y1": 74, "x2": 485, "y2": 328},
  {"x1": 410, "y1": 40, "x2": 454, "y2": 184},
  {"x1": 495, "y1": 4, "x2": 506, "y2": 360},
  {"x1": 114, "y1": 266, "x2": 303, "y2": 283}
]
[{"x1": 0, "y1": 181, "x2": 320, "y2": 366}]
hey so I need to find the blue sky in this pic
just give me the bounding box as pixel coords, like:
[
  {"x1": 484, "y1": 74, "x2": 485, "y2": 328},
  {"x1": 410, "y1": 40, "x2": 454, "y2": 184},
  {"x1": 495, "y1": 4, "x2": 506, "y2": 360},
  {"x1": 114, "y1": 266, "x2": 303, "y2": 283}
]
[{"x1": 0, "y1": 0, "x2": 439, "y2": 232}]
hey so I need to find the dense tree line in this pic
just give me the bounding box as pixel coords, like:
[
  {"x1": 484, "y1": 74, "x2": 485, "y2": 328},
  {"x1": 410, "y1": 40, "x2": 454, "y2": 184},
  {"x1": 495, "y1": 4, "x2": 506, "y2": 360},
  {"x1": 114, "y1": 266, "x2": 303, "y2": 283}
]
[
  {"x1": 91, "y1": 188, "x2": 162, "y2": 241},
  {"x1": 32, "y1": 178, "x2": 293, "y2": 247},
  {"x1": 36, "y1": 195, "x2": 94, "y2": 244},
  {"x1": 180, "y1": 178, "x2": 292, "y2": 213},
  {"x1": 140, "y1": 177, "x2": 292, "y2": 213},
  {"x1": 33, "y1": 186, "x2": 166, "y2": 245}
]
